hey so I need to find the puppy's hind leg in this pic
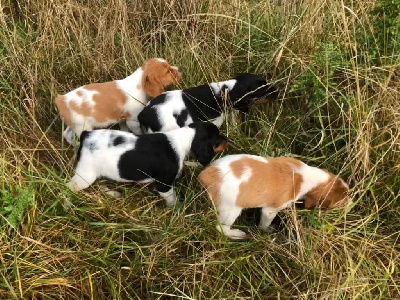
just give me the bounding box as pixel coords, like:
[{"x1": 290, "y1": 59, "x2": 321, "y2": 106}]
[
  {"x1": 216, "y1": 204, "x2": 246, "y2": 240},
  {"x1": 63, "y1": 126, "x2": 74, "y2": 144}
]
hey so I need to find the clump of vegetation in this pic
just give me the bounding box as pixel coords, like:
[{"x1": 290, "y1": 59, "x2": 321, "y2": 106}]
[
  {"x1": 0, "y1": 0, "x2": 399, "y2": 299},
  {"x1": 0, "y1": 186, "x2": 34, "y2": 228}
]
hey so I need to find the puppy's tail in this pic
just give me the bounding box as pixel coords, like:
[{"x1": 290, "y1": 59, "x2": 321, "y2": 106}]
[{"x1": 76, "y1": 131, "x2": 90, "y2": 161}]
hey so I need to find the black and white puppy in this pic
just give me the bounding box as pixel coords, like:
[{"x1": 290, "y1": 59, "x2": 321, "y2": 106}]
[
  {"x1": 66, "y1": 122, "x2": 228, "y2": 206},
  {"x1": 138, "y1": 73, "x2": 277, "y2": 133}
]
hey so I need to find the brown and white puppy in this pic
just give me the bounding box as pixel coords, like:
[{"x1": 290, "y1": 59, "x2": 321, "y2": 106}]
[
  {"x1": 198, "y1": 154, "x2": 351, "y2": 239},
  {"x1": 55, "y1": 58, "x2": 181, "y2": 144}
]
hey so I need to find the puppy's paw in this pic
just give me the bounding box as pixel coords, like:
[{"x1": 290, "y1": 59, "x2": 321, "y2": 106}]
[
  {"x1": 217, "y1": 225, "x2": 248, "y2": 240},
  {"x1": 62, "y1": 195, "x2": 73, "y2": 211},
  {"x1": 66, "y1": 180, "x2": 78, "y2": 192},
  {"x1": 105, "y1": 190, "x2": 122, "y2": 198},
  {"x1": 183, "y1": 161, "x2": 201, "y2": 168},
  {"x1": 100, "y1": 186, "x2": 122, "y2": 198},
  {"x1": 227, "y1": 229, "x2": 248, "y2": 240},
  {"x1": 259, "y1": 225, "x2": 276, "y2": 234}
]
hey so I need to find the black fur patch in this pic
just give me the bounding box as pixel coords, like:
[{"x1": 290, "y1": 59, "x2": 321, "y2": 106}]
[
  {"x1": 189, "y1": 122, "x2": 228, "y2": 166},
  {"x1": 118, "y1": 133, "x2": 179, "y2": 193},
  {"x1": 137, "y1": 94, "x2": 166, "y2": 132},
  {"x1": 174, "y1": 109, "x2": 189, "y2": 127},
  {"x1": 113, "y1": 136, "x2": 125, "y2": 146}
]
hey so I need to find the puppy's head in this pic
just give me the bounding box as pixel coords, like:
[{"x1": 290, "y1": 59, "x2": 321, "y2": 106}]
[
  {"x1": 142, "y1": 58, "x2": 182, "y2": 97},
  {"x1": 229, "y1": 73, "x2": 278, "y2": 113},
  {"x1": 304, "y1": 171, "x2": 351, "y2": 209},
  {"x1": 189, "y1": 122, "x2": 228, "y2": 166}
]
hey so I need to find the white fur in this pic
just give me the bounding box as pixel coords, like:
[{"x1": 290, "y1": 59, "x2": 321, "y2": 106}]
[{"x1": 153, "y1": 90, "x2": 194, "y2": 132}]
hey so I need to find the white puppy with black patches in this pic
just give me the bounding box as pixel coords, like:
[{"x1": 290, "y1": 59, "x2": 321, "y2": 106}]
[
  {"x1": 198, "y1": 154, "x2": 351, "y2": 239},
  {"x1": 67, "y1": 122, "x2": 227, "y2": 206}
]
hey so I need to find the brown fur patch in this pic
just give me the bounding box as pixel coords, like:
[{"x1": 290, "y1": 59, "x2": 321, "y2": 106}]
[
  {"x1": 198, "y1": 166, "x2": 223, "y2": 206},
  {"x1": 232, "y1": 157, "x2": 304, "y2": 208},
  {"x1": 142, "y1": 58, "x2": 181, "y2": 97},
  {"x1": 55, "y1": 95, "x2": 72, "y2": 126},
  {"x1": 72, "y1": 81, "x2": 128, "y2": 123},
  {"x1": 213, "y1": 139, "x2": 228, "y2": 152},
  {"x1": 306, "y1": 174, "x2": 349, "y2": 208}
]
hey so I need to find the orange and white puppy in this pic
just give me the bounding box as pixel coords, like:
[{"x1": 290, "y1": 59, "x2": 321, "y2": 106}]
[
  {"x1": 55, "y1": 58, "x2": 181, "y2": 144},
  {"x1": 198, "y1": 154, "x2": 351, "y2": 239}
]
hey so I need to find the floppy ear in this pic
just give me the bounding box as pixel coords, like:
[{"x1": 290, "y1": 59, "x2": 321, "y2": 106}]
[
  {"x1": 142, "y1": 73, "x2": 164, "y2": 98},
  {"x1": 213, "y1": 137, "x2": 228, "y2": 152},
  {"x1": 191, "y1": 142, "x2": 215, "y2": 166},
  {"x1": 304, "y1": 195, "x2": 320, "y2": 209},
  {"x1": 304, "y1": 195, "x2": 332, "y2": 209}
]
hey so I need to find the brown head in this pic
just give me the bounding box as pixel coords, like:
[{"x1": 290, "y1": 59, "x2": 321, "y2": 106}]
[
  {"x1": 141, "y1": 58, "x2": 182, "y2": 98},
  {"x1": 304, "y1": 171, "x2": 351, "y2": 209}
]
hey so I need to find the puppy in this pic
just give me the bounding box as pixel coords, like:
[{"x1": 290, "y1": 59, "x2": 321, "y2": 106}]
[
  {"x1": 67, "y1": 122, "x2": 227, "y2": 206},
  {"x1": 138, "y1": 73, "x2": 277, "y2": 133},
  {"x1": 56, "y1": 58, "x2": 181, "y2": 143},
  {"x1": 198, "y1": 155, "x2": 351, "y2": 239}
]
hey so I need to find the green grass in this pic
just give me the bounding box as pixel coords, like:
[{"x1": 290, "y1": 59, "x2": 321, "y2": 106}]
[{"x1": 1, "y1": 0, "x2": 399, "y2": 298}]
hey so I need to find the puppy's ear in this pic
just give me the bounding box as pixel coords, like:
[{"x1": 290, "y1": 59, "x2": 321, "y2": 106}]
[
  {"x1": 213, "y1": 135, "x2": 228, "y2": 152},
  {"x1": 142, "y1": 74, "x2": 164, "y2": 98},
  {"x1": 304, "y1": 195, "x2": 319, "y2": 209},
  {"x1": 192, "y1": 141, "x2": 215, "y2": 166},
  {"x1": 304, "y1": 195, "x2": 332, "y2": 209}
]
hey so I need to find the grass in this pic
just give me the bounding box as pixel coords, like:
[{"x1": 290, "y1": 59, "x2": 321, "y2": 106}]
[{"x1": 0, "y1": 0, "x2": 399, "y2": 298}]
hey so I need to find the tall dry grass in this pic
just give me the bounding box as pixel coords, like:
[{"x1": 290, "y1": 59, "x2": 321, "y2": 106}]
[{"x1": 0, "y1": 0, "x2": 399, "y2": 299}]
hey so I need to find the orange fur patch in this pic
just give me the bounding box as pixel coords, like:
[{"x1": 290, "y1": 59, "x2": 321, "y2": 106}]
[
  {"x1": 198, "y1": 166, "x2": 223, "y2": 206},
  {"x1": 55, "y1": 95, "x2": 72, "y2": 127},
  {"x1": 306, "y1": 174, "x2": 349, "y2": 208},
  {"x1": 213, "y1": 139, "x2": 228, "y2": 152},
  {"x1": 231, "y1": 157, "x2": 303, "y2": 208},
  {"x1": 84, "y1": 82, "x2": 128, "y2": 122},
  {"x1": 142, "y1": 58, "x2": 181, "y2": 97}
]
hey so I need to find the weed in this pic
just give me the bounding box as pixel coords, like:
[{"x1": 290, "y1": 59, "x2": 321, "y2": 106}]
[{"x1": 0, "y1": 186, "x2": 34, "y2": 228}]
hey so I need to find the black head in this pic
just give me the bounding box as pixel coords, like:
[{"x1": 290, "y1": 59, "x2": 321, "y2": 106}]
[
  {"x1": 229, "y1": 73, "x2": 278, "y2": 113},
  {"x1": 189, "y1": 122, "x2": 228, "y2": 166}
]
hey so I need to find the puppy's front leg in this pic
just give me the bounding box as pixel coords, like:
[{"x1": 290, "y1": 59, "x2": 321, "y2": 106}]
[
  {"x1": 157, "y1": 187, "x2": 176, "y2": 207},
  {"x1": 119, "y1": 120, "x2": 130, "y2": 132},
  {"x1": 126, "y1": 117, "x2": 142, "y2": 135},
  {"x1": 259, "y1": 206, "x2": 278, "y2": 232}
]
